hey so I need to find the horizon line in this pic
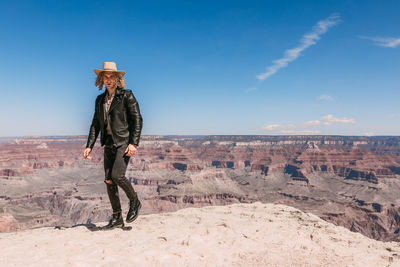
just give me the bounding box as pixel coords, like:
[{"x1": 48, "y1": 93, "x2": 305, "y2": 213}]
[{"x1": 0, "y1": 134, "x2": 399, "y2": 138}]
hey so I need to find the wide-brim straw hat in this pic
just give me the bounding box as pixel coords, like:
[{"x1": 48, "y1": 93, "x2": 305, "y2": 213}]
[{"x1": 94, "y1": 62, "x2": 125, "y2": 76}]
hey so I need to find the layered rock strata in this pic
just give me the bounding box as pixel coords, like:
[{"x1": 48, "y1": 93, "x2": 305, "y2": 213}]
[{"x1": 0, "y1": 135, "x2": 399, "y2": 242}]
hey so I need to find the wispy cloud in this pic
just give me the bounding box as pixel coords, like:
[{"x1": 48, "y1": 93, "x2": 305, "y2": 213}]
[
  {"x1": 261, "y1": 122, "x2": 322, "y2": 134},
  {"x1": 321, "y1": 114, "x2": 355, "y2": 125},
  {"x1": 364, "y1": 132, "x2": 375, "y2": 136},
  {"x1": 304, "y1": 120, "x2": 321, "y2": 126},
  {"x1": 360, "y1": 36, "x2": 400, "y2": 48},
  {"x1": 317, "y1": 94, "x2": 334, "y2": 101},
  {"x1": 256, "y1": 13, "x2": 341, "y2": 81},
  {"x1": 262, "y1": 114, "x2": 355, "y2": 134},
  {"x1": 262, "y1": 124, "x2": 291, "y2": 131}
]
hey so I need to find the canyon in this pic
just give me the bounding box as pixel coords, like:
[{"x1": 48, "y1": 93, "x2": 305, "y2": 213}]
[{"x1": 0, "y1": 135, "x2": 399, "y2": 242}]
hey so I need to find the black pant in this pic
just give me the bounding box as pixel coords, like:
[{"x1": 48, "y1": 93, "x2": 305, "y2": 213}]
[{"x1": 103, "y1": 134, "x2": 139, "y2": 214}]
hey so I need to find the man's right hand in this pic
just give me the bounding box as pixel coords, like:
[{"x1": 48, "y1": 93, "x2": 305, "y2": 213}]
[{"x1": 83, "y1": 148, "x2": 92, "y2": 160}]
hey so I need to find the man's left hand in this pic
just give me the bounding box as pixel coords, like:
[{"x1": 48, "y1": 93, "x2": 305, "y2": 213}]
[{"x1": 125, "y1": 144, "x2": 137, "y2": 157}]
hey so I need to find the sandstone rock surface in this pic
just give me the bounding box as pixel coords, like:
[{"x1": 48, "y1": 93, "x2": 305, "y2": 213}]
[{"x1": 1, "y1": 202, "x2": 400, "y2": 267}]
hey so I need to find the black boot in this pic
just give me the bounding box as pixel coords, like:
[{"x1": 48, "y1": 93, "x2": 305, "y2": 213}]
[
  {"x1": 101, "y1": 212, "x2": 124, "y2": 230},
  {"x1": 126, "y1": 199, "x2": 142, "y2": 223}
]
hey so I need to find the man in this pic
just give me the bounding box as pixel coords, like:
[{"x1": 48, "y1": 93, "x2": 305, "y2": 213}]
[{"x1": 83, "y1": 61, "x2": 143, "y2": 230}]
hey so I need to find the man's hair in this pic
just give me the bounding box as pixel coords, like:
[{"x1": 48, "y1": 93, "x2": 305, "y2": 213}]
[{"x1": 95, "y1": 72, "x2": 126, "y2": 90}]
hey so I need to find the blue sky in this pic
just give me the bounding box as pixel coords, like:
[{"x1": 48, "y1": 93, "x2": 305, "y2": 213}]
[{"x1": 1, "y1": 0, "x2": 399, "y2": 136}]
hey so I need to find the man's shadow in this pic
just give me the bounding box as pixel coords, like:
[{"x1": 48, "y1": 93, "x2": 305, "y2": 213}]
[{"x1": 54, "y1": 219, "x2": 132, "y2": 231}]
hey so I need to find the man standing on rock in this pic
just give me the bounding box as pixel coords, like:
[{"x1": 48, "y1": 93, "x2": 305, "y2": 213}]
[{"x1": 83, "y1": 62, "x2": 143, "y2": 230}]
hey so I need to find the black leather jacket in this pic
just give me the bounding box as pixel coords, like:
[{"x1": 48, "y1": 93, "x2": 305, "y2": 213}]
[{"x1": 86, "y1": 87, "x2": 143, "y2": 149}]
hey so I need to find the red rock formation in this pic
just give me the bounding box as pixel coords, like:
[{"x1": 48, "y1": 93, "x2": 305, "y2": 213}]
[
  {"x1": 0, "y1": 213, "x2": 19, "y2": 232},
  {"x1": 1, "y1": 135, "x2": 400, "y2": 242}
]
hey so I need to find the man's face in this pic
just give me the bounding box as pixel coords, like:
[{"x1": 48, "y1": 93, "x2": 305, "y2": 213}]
[{"x1": 103, "y1": 72, "x2": 116, "y2": 90}]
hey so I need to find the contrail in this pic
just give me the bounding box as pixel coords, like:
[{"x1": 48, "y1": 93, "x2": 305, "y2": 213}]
[{"x1": 257, "y1": 13, "x2": 341, "y2": 81}]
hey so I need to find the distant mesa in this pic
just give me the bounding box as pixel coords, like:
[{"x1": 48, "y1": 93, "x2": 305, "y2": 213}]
[{"x1": 0, "y1": 135, "x2": 399, "y2": 243}]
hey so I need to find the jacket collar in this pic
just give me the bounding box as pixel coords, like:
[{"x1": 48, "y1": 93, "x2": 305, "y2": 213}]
[
  {"x1": 100, "y1": 87, "x2": 123, "y2": 103},
  {"x1": 115, "y1": 87, "x2": 124, "y2": 95},
  {"x1": 105, "y1": 87, "x2": 123, "y2": 97},
  {"x1": 100, "y1": 87, "x2": 123, "y2": 115}
]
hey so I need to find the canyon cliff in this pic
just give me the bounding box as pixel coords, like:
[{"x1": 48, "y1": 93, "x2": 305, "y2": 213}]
[
  {"x1": 0, "y1": 135, "x2": 399, "y2": 242},
  {"x1": 1, "y1": 202, "x2": 399, "y2": 266}
]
